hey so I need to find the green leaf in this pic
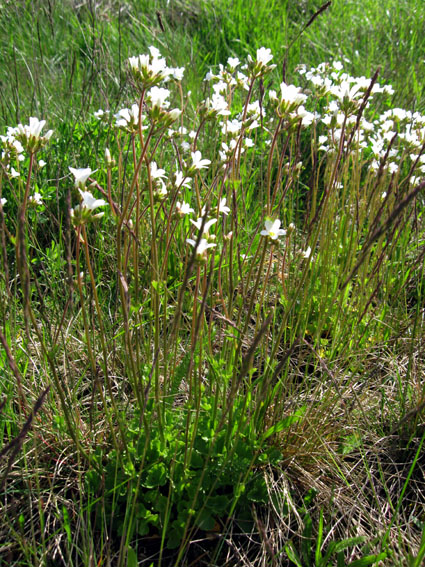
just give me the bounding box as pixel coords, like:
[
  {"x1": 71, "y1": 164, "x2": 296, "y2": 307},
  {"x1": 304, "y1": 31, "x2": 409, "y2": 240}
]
[
  {"x1": 136, "y1": 520, "x2": 149, "y2": 536},
  {"x1": 196, "y1": 508, "x2": 215, "y2": 530},
  {"x1": 62, "y1": 506, "x2": 71, "y2": 544},
  {"x1": 315, "y1": 510, "x2": 324, "y2": 565},
  {"x1": 143, "y1": 462, "x2": 168, "y2": 488},
  {"x1": 144, "y1": 490, "x2": 168, "y2": 516},
  {"x1": 284, "y1": 542, "x2": 304, "y2": 567},
  {"x1": 167, "y1": 520, "x2": 185, "y2": 549},
  {"x1": 301, "y1": 513, "x2": 313, "y2": 565},
  {"x1": 334, "y1": 536, "x2": 366, "y2": 553},
  {"x1": 262, "y1": 407, "x2": 306, "y2": 441},
  {"x1": 247, "y1": 477, "x2": 268, "y2": 503},
  {"x1": 207, "y1": 494, "x2": 231, "y2": 514},
  {"x1": 348, "y1": 552, "x2": 388, "y2": 566},
  {"x1": 339, "y1": 433, "x2": 362, "y2": 456},
  {"x1": 322, "y1": 542, "x2": 337, "y2": 564},
  {"x1": 127, "y1": 546, "x2": 138, "y2": 567},
  {"x1": 234, "y1": 483, "x2": 246, "y2": 499}
]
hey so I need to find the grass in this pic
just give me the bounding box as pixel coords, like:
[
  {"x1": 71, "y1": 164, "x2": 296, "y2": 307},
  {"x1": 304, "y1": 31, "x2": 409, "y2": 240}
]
[{"x1": 1, "y1": 1, "x2": 425, "y2": 566}]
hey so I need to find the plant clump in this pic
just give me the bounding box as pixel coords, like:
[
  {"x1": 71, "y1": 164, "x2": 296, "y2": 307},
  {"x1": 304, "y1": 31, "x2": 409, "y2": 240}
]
[{"x1": 1, "y1": 43, "x2": 425, "y2": 567}]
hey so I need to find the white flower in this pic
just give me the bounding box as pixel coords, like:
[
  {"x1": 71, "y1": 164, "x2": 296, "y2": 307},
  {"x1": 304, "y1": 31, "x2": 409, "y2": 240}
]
[
  {"x1": 29, "y1": 192, "x2": 43, "y2": 205},
  {"x1": 9, "y1": 167, "x2": 20, "y2": 178},
  {"x1": 272, "y1": 82, "x2": 307, "y2": 112},
  {"x1": 38, "y1": 159, "x2": 46, "y2": 168},
  {"x1": 222, "y1": 119, "x2": 242, "y2": 136},
  {"x1": 296, "y1": 106, "x2": 317, "y2": 126},
  {"x1": 175, "y1": 201, "x2": 194, "y2": 216},
  {"x1": 150, "y1": 57, "x2": 168, "y2": 78},
  {"x1": 218, "y1": 198, "x2": 230, "y2": 215},
  {"x1": 147, "y1": 86, "x2": 170, "y2": 109},
  {"x1": 79, "y1": 189, "x2": 107, "y2": 210},
  {"x1": 213, "y1": 80, "x2": 228, "y2": 96},
  {"x1": 219, "y1": 143, "x2": 235, "y2": 162},
  {"x1": 150, "y1": 162, "x2": 167, "y2": 180},
  {"x1": 174, "y1": 171, "x2": 191, "y2": 188},
  {"x1": 114, "y1": 108, "x2": 131, "y2": 129},
  {"x1": 170, "y1": 67, "x2": 185, "y2": 81},
  {"x1": 191, "y1": 151, "x2": 211, "y2": 170},
  {"x1": 330, "y1": 81, "x2": 362, "y2": 102},
  {"x1": 237, "y1": 71, "x2": 249, "y2": 89},
  {"x1": 383, "y1": 84, "x2": 394, "y2": 95},
  {"x1": 190, "y1": 217, "x2": 217, "y2": 234},
  {"x1": 186, "y1": 237, "x2": 216, "y2": 258},
  {"x1": 0, "y1": 198, "x2": 6, "y2": 207},
  {"x1": 207, "y1": 93, "x2": 231, "y2": 116},
  {"x1": 128, "y1": 54, "x2": 149, "y2": 71},
  {"x1": 149, "y1": 46, "x2": 161, "y2": 59},
  {"x1": 260, "y1": 219, "x2": 286, "y2": 240},
  {"x1": 27, "y1": 117, "x2": 45, "y2": 137},
  {"x1": 114, "y1": 104, "x2": 141, "y2": 132},
  {"x1": 204, "y1": 69, "x2": 217, "y2": 81},
  {"x1": 1, "y1": 134, "x2": 25, "y2": 161},
  {"x1": 219, "y1": 142, "x2": 231, "y2": 162},
  {"x1": 247, "y1": 47, "x2": 276, "y2": 78},
  {"x1": 301, "y1": 246, "x2": 312, "y2": 259},
  {"x1": 256, "y1": 47, "x2": 273, "y2": 66},
  {"x1": 247, "y1": 100, "x2": 263, "y2": 117},
  {"x1": 69, "y1": 167, "x2": 94, "y2": 187},
  {"x1": 227, "y1": 57, "x2": 240, "y2": 70}
]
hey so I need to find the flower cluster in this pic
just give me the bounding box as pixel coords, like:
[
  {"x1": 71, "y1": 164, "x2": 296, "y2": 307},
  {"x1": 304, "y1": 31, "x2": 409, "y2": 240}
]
[
  {"x1": 146, "y1": 87, "x2": 181, "y2": 126},
  {"x1": 114, "y1": 104, "x2": 143, "y2": 133},
  {"x1": 4, "y1": 46, "x2": 424, "y2": 283},
  {"x1": 8, "y1": 117, "x2": 53, "y2": 153},
  {"x1": 269, "y1": 83, "x2": 307, "y2": 115},
  {"x1": 128, "y1": 46, "x2": 184, "y2": 90},
  {"x1": 113, "y1": 50, "x2": 183, "y2": 132},
  {"x1": 0, "y1": 132, "x2": 25, "y2": 166},
  {"x1": 69, "y1": 167, "x2": 107, "y2": 226},
  {"x1": 297, "y1": 60, "x2": 425, "y2": 179},
  {"x1": 247, "y1": 47, "x2": 276, "y2": 79}
]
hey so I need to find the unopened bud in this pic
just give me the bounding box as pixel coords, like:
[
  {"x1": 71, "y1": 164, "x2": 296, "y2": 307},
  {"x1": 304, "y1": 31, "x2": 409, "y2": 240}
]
[
  {"x1": 168, "y1": 108, "x2": 181, "y2": 121},
  {"x1": 105, "y1": 147, "x2": 112, "y2": 165}
]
